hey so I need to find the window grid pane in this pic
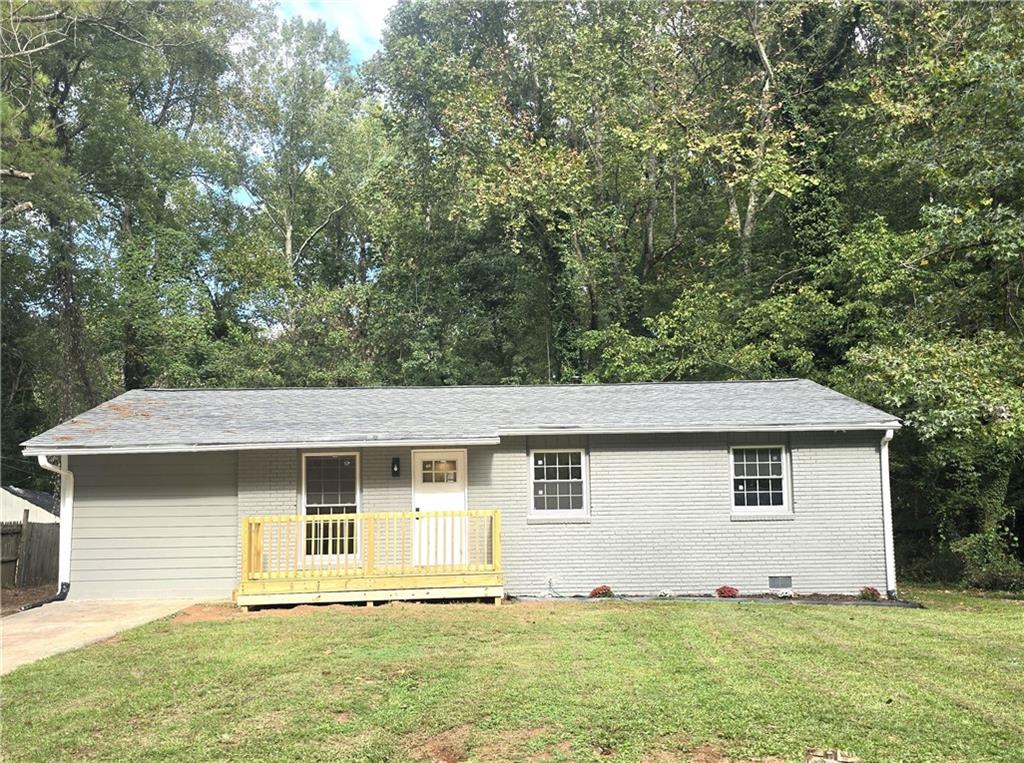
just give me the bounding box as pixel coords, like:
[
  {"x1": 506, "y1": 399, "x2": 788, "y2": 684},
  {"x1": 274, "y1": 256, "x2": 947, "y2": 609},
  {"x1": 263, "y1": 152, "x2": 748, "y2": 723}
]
[
  {"x1": 304, "y1": 456, "x2": 358, "y2": 554},
  {"x1": 732, "y1": 448, "x2": 785, "y2": 509},
  {"x1": 422, "y1": 459, "x2": 457, "y2": 484},
  {"x1": 532, "y1": 451, "x2": 585, "y2": 513},
  {"x1": 305, "y1": 456, "x2": 356, "y2": 506}
]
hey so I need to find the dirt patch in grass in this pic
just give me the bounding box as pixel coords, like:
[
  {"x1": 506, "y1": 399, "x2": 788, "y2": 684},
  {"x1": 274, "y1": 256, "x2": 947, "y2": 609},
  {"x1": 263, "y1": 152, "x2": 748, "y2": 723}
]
[
  {"x1": 412, "y1": 725, "x2": 472, "y2": 762},
  {"x1": 688, "y1": 746, "x2": 734, "y2": 763},
  {"x1": 541, "y1": 740, "x2": 574, "y2": 761},
  {"x1": 169, "y1": 598, "x2": 611, "y2": 627},
  {"x1": 170, "y1": 604, "x2": 249, "y2": 624},
  {"x1": 170, "y1": 602, "x2": 392, "y2": 625},
  {"x1": 473, "y1": 726, "x2": 554, "y2": 760},
  {"x1": 1, "y1": 584, "x2": 55, "y2": 616}
]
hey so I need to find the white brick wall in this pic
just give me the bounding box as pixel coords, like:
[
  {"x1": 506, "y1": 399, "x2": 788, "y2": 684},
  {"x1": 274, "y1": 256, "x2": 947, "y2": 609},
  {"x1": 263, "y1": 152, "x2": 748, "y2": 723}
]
[
  {"x1": 236, "y1": 449, "x2": 298, "y2": 568},
  {"x1": 468, "y1": 431, "x2": 887, "y2": 597}
]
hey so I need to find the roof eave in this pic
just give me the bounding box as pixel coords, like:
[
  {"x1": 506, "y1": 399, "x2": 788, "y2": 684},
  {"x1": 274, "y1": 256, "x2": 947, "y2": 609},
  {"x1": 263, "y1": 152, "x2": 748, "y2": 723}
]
[
  {"x1": 499, "y1": 421, "x2": 902, "y2": 436},
  {"x1": 21, "y1": 436, "x2": 504, "y2": 458},
  {"x1": 22, "y1": 421, "x2": 902, "y2": 457}
]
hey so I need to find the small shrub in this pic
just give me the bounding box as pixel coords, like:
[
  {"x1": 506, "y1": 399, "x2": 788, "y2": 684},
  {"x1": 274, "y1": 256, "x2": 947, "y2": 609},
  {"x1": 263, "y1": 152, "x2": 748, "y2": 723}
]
[
  {"x1": 715, "y1": 585, "x2": 739, "y2": 598},
  {"x1": 859, "y1": 586, "x2": 882, "y2": 601},
  {"x1": 589, "y1": 585, "x2": 613, "y2": 598},
  {"x1": 951, "y1": 530, "x2": 1024, "y2": 591}
]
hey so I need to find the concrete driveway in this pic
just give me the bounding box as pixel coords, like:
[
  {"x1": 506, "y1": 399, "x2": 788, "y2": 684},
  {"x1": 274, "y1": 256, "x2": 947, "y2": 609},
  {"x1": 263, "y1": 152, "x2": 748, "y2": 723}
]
[{"x1": 2, "y1": 598, "x2": 195, "y2": 675}]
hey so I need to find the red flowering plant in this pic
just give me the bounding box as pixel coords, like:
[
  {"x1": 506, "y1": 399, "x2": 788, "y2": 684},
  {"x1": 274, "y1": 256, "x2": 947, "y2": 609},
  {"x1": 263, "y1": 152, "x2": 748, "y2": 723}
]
[
  {"x1": 859, "y1": 586, "x2": 882, "y2": 601},
  {"x1": 589, "y1": 585, "x2": 613, "y2": 598},
  {"x1": 715, "y1": 585, "x2": 739, "y2": 598}
]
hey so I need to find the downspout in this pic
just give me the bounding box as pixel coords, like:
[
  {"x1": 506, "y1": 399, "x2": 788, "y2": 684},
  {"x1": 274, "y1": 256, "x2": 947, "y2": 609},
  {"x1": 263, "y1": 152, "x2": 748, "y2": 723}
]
[
  {"x1": 879, "y1": 430, "x2": 897, "y2": 599},
  {"x1": 35, "y1": 454, "x2": 74, "y2": 602}
]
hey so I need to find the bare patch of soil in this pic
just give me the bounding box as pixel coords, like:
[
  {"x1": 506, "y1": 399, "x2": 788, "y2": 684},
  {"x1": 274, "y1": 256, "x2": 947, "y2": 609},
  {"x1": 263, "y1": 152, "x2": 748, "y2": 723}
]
[
  {"x1": 688, "y1": 745, "x2": 730, "y2": 763},
  {"x1": 1, "y1": 584, "x2": 55, "y2": 616},
  {"x1": 473, "y1": 726, "x2": 553, "y2": 760},
  {"x1": 171, "y1": 603, "x2": 249, "y2": 624},
  {"x1": 171, "y1": 601, "x2": 389, "y2": 625},
  {"x1": 412, "y1": 725, "x2": 472, "y2": 763},
  {"x1": 521, "y1": 740, "x2": 573, "y2": 762}
]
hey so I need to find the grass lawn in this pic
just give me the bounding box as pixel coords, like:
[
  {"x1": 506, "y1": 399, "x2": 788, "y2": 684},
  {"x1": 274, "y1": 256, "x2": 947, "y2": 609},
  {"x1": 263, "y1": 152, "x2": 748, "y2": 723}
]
[{"x1": 2, "y1": 587, "x2": 1022, "y2": 762}]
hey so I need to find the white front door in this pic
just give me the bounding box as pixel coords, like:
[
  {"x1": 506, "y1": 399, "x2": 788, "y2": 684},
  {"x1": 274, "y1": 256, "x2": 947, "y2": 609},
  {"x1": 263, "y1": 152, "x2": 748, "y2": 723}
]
[{"x1": 412, "y1": 450, "x2": 468, "y2": 567}]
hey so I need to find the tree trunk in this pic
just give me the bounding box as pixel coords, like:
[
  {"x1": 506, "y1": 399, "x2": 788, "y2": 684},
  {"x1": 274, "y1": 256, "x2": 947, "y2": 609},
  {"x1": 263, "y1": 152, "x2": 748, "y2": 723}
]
[
  {"x1": 48, "y1": 217, "x2": 97, "y2": 417},
  {"x1": 639, "y1": 150, "x2": 658, "y2": 281},
  {"x1": 122, "y1": 322, "x2": 150, "y2": 390}
]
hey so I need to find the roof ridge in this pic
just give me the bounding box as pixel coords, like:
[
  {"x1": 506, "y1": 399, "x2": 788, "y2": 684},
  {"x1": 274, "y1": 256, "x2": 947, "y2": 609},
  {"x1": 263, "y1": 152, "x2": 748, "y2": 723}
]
[{"x1": 139, "y1": 379, "x2": 804, "y2": 392}]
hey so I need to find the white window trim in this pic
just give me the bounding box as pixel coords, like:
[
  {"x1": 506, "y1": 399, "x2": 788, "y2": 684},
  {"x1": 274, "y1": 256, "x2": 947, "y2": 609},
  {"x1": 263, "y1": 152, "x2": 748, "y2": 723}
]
[
  {"x1": 299, "y1": 451, "x2": 361, "y2": 557},
  {"x1": 527, "y1": 448, "x2": 590, "y2": 523},
  {"x1": 728, "y1": 444, "x2": 793, "y2": 519}
]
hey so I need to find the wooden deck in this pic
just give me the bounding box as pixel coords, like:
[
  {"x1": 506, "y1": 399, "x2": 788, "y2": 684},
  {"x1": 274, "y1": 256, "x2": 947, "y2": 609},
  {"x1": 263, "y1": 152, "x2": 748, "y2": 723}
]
[{"x1": 235, "y1": 510, "x2": 503, "y2": 606}]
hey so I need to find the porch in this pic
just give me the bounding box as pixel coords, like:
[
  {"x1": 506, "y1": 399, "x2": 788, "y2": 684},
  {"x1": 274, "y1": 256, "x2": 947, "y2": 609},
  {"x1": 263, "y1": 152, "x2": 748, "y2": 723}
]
[{"x1": 235, "y1": 509, "x2": 503, "y2": 607}]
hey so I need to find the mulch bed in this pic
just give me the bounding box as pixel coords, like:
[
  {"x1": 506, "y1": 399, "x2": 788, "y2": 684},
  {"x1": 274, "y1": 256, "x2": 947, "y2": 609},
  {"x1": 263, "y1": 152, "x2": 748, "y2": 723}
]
[
  {"x1": 1, "y1": 584, "x2": 56, "y2": 616},
  {"x1": 518, "y1": 594, "x2": 925, "y2": 608}
]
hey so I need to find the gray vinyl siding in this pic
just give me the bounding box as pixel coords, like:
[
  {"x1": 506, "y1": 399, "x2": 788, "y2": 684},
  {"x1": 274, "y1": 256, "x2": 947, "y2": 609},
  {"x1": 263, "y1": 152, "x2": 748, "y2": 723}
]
[
  {"x1": 69, "y1": 452, "x2": 238, "y2": 598},
  {"x1": 68, "y1": 431, "x2": 887, "y2": 599}
]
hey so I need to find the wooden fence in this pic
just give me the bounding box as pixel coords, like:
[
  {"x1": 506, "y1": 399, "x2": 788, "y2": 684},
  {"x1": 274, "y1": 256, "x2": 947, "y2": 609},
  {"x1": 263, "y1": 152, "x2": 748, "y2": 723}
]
[{"x1": 1, "y1": 510, "x2": 59, "y2": 587}]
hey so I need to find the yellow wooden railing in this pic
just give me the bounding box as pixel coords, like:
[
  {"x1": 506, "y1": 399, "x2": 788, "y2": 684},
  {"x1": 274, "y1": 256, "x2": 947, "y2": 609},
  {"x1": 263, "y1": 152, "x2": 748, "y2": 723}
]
[{"x1": 240, "y1": 510, "x2": 502, "y2": 583}]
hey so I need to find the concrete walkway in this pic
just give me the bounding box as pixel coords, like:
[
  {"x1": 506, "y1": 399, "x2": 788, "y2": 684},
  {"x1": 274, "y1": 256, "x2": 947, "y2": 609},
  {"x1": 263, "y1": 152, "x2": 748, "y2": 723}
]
[{"x1": 1, "y1": 598, "x2": 194, "y2": 675}]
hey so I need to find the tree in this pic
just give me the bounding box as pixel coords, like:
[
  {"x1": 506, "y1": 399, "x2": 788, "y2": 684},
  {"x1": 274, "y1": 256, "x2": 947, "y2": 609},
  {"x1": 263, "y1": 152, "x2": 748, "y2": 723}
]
[{"x1": 2, "y1": 0, "x2": 1021, "y2": 585}]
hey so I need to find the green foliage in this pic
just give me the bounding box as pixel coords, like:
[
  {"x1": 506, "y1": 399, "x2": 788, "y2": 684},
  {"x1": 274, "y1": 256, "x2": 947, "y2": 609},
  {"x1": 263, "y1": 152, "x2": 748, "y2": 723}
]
[
  {"x1": 2, "y1": 1, "x2": 1022, "y2": 583},
  {"x1": 951, "y1": 530, "x2": 1024, "y2": 592}
]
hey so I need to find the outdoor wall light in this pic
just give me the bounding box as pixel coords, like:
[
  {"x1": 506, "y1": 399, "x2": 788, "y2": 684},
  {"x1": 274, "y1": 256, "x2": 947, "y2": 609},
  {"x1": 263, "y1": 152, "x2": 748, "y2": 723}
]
[{"x1": 391, "y1": 456, "x2": 401, "y2": 478}]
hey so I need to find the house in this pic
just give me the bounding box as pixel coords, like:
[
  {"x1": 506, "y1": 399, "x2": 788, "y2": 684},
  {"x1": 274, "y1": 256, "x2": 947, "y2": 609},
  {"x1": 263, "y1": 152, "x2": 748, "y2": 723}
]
[
  {"x1": 2, "y1": 486, "x2": 58, "y2": 524},
  {"x1": 20, "y1": 380, "x2": 901, "y2": 606}
]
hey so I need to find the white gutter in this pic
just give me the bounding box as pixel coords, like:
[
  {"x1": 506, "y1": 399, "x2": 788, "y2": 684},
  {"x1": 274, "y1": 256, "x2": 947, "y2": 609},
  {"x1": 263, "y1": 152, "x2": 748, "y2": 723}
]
[
  {"x1": 36, "y1": 455, "x2": 74, "y2": 599},
  {"x1": 879, "y1": 429, "x2": 897, "y2": 598},
  {"x1": 499, "y1": 422, "x2": 902, "y2": 436},
  {"x1": 23, "y1": 437, "x2": 503, "y2": 457},
  {"x1": 23, "y1": 422, "x2": 902, "y2": 458}
]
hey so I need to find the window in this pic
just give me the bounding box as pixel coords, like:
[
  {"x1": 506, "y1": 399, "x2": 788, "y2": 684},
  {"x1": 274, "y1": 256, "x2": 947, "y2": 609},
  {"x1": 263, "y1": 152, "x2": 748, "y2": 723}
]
[
  {"x1": 530, "y1": 450, "x2": 586, "y2": 514},
  {"x1": 303, "y1": 454, "x2": 358, "y2": 555},
  {"x1": 422, "y1": 459, "x2": 457, "y2": 483},
  {"x1": 731, "y1": 447, "x2": 787, "y2": 510}
]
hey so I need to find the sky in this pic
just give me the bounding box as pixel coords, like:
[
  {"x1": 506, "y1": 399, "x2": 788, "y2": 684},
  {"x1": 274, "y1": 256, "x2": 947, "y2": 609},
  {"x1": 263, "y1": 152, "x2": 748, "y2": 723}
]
[{"x1": 276, "y1": 0, "x2": 396, "y2": 64}]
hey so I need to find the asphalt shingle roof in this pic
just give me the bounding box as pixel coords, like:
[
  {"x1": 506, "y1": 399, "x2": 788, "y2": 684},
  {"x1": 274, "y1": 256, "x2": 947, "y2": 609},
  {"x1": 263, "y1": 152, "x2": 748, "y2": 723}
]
[
  {"x1": 1, "y1": 486, "x2": 58, "y2": 516},
  {"x1": 21, "y1": 379, "x2": 899, "y2": 455}
]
